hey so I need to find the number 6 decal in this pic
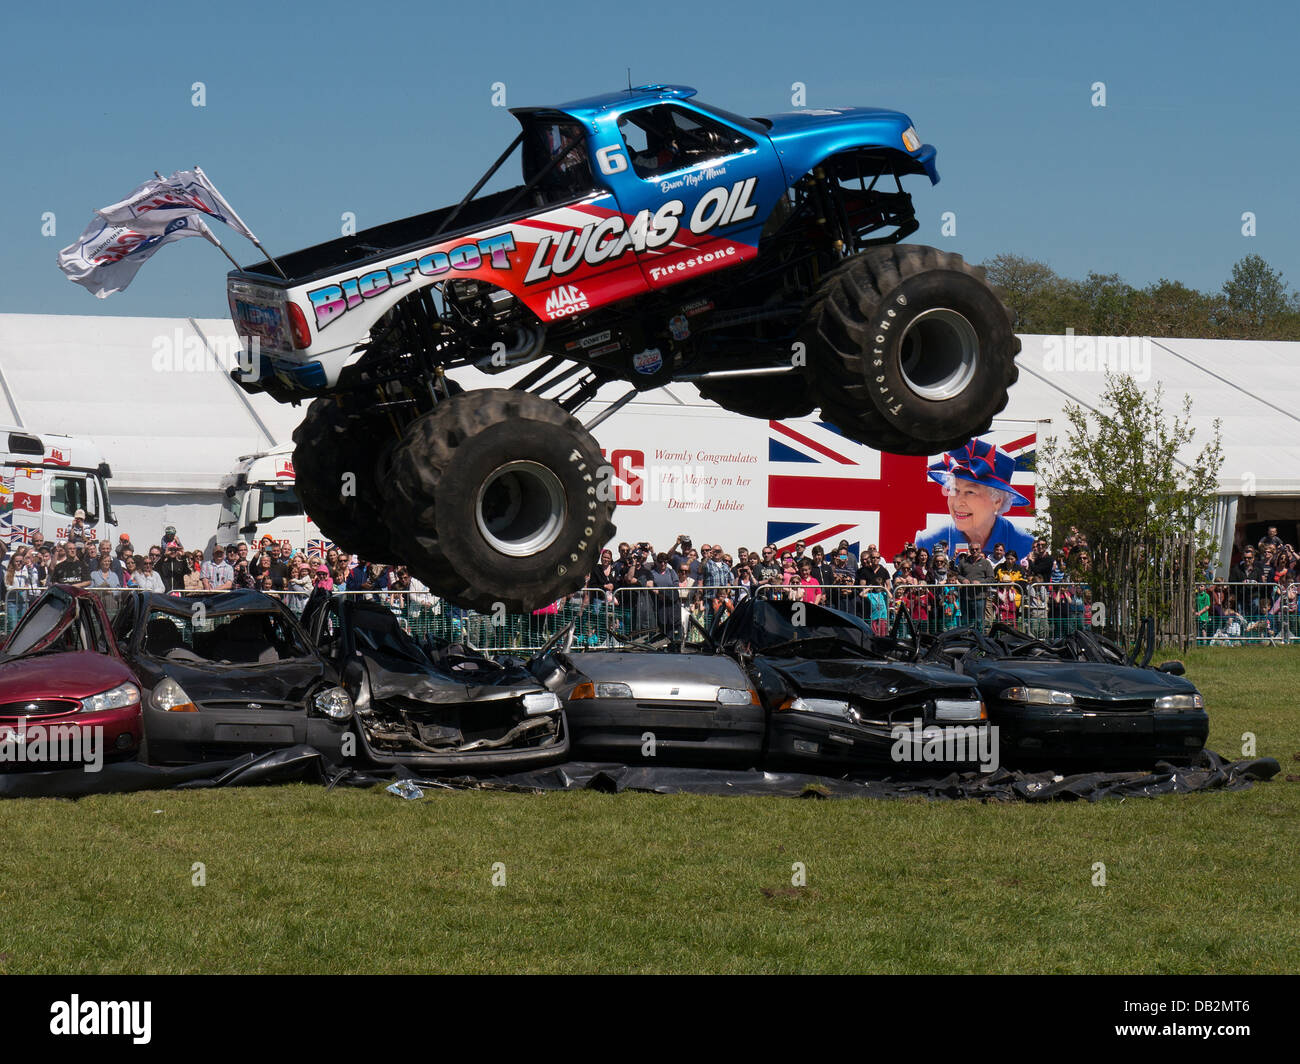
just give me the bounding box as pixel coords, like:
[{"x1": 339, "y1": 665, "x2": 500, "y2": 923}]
[{"x1": 596, "y1": 145, "x2": 628, "y2": 175}]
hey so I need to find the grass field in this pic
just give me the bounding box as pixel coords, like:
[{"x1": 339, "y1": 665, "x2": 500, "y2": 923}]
[{"x1": 1, "y1": 648, "x2": 1296, "y2": 974}]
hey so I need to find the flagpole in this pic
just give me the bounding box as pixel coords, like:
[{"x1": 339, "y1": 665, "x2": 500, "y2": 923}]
[
  {"x1": 193, "y1": 165, "x2": 289, "y2": 280},
  {"x1": 157, "y1": 170, "x2": 247, "y2": 273}
]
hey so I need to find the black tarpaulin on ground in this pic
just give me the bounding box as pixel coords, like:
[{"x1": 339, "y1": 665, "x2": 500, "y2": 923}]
[{"x1": 0, "y1": 746, "x2": 1279, "y2": 801}]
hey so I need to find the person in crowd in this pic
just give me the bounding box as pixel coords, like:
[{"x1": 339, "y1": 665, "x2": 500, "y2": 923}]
[
  {"x1": 51, "y1": 542, "x2": 89, "y2": 588},
  {"x1": 865, "y1": 582, "x2": 890, "y2": 635},
  {"x1": 957, "y1": 544, "x2": 996, "y2": 630},
  {"x1": 942, "y1": 585, "x2": 963, "y2": 630},
  {"x1": 284, "y1": 559, "x2": 314, "y2": 613},
  {"x1": 779, "y1": 551, "x2": 799, "y2": 591},
  {"x1": 589, "y1": 548, "x2": 617, "y2": 603},
  {"x1": 703, "y1": 545, "x2": 733, "y2": 589},
  {"x1": 121, "y1": 556, "x2": 138, "y2": 588},
  {"x1": 1231, "y1": 546, "x2": 1265, "y2": 621},
  {"x1": 1259, "y1": 526, "x2": 1283, "y2": 550},
  {"x1": 347, "y1": 558, "x2": 389, "y2": 597},
  {"x1": 647, "y1": 552, "x2": 680, "y2": 639},
  {"x1": 668, "y1": 534, "x2": 694, "y2": 575},
  {"x1": 1026, "y1": 537, "x2": 1053, "y2": 583},
  {"x1": 731, "y1": 563, "x2": 757, "y2": 603},
  {"x1": 856, "y1": 545, "x2": 891, "y2": 591},
  {"x1": 201, "y1": 546, "x2": 235, "y2": 591},
  {"x1": 157, "y1": 540, "x2": 190, "y2": 592},
  {"x1": 133, "y1": 554, "x2": 165, "y2": 593},
  {"x1": 833, "y1": 539, "x2": 858, "y2": 570},
  {"x1": 916, "y1": 438, "x2": 1034, "y2": 561},
  {"x1": 753, "y1": 545, "x2": 782, "y2": 587},
  {"x1": 1210, "y1": 595, "x2": 1247, "y2": 644},
  {"x1": 995, "y1": 549, "x2": 1025, "y2": 584},
  {"x1": 912, "y1": 547, "x2": 932, "y2": 582},
  {"x1": 5, "y1": 547, "x2": 41, "y2": 628},
  {"x1": 790, "y1": 540, "x2": 808, "y2": 568},
  {"x1": 90, "y1": 553, "x2": 121, "y2": 590},
  {"x1": 793, "y1": 559, "x2": 824, "y2": 605},
  {"x1": 232, "y1": 557, "x2": 256, "y2": 590},
  {"x1": 312, "y1": 562, "x2": 334, "y2": 593},
  {"x1": 268, "y1": 542, "x2": 293, "y2": 589},
  {"x1": 182, "y1": 551, "x2": 205, "y2": 592},
  {"x1": 931, "y1": 552, "x2": 953, "y2": 585},
  {"x1": 67, "y1": 509, "x2": 91, "y2": 546}
]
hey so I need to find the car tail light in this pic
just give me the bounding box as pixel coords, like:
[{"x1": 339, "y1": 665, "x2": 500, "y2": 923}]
[{"x1": 287, "y1": 302, "x2": 312, "y2": 350}]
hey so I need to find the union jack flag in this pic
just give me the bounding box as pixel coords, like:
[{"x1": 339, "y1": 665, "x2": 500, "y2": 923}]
[
  {"x1": 10, "y1": 524, "x2": 36, "y2": 545},
  {"x1": 307, "y1": 538, "x2": 333, "y2": 558},
  {"x1": 765, "y1": 421, "x2": 1036, "y2": 558}
]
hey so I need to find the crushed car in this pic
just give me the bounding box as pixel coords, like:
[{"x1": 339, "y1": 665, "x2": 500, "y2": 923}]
[
  {"x1": 0, "y1": 585, "x2": 143, "y2": 768},
  {"x1": 712, "y1": 597, "x2": 995, "y2": 774},
  {"x1": 300, "y1": 590, "x2": 570, "y2": 772},
  {"x1": 110, "y1": 589, "x2": 354, "y2": 765},
  {"x1": 919, "y1": 620, "x2": 1209, "y2": 768}
]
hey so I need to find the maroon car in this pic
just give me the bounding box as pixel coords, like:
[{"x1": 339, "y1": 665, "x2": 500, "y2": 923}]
[{"x1": 0, "y1": 586, "x2": 142, "y2": 769}]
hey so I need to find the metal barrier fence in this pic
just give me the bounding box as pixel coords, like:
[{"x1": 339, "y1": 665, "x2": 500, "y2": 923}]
[
  {"x1": 4, "y1": 578, "x2": 1295, "y2": 651},
  {"x1": 0, "y1": 580, "x2": 1100, "y2": 652},
  {"x1": 1193, "y1": 581, "x2": 1300, "y2": 645}
]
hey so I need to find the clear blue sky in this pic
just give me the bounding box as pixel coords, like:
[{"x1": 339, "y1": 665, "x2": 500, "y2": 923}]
[{"x1": 3, "y1": 0, "x2": 1296, "y2": 318}]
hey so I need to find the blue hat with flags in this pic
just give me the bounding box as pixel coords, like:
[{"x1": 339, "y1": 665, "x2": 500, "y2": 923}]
[{"x1": 927, "y1": 438, "x2": 1030, "y2": 508}]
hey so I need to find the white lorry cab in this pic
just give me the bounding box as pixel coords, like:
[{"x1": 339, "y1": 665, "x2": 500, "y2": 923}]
[
  {"x1": 1, "y1": 427, "x2": 117, "y2": 546},
  {"x1": 216, "y1": 443, "x2": 326, "y2": 554}
]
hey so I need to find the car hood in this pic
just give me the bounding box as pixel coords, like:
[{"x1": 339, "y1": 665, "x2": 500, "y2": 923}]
[
  {"x1": 763, "y1": 655, "x2": 980, "y2": 703},
  {"x1": 0, "y1": 651, "x2": 136, "y2": 705},
  {"x1": 970, "y1": 660, "x2": 1200, "y2": 701},
  {"x1": 364, "y1": 653, "x2": 542, "y2": 704},
  {"x1": 133, "y1": 655, "x2": 333, "y2": 705},
  {"x1": 570, "y1": 650, "x2": 750, "y2": 701}
]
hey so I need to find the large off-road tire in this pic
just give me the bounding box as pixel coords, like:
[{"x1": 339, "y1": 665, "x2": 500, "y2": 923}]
[
  {"x1": 696, "y1": 374, "x2": 816, "y2": 420},
  {"x1": 292, "y1": 397, "x2": 396, "y2": 562},
  {"x1": 382, "y1": 389, "x2": 616, "y2": 612},
  {"x1": 806, "y1": 245, "x2": 1020, "y2": 455}
]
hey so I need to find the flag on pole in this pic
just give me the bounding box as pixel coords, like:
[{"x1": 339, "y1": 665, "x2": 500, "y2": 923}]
[
  {"x1": 95, "y1": 167, "x2": 255, "y2": 241},
  {"x1": 57, "y1": 213, "x2": 217, "y2": 298}
]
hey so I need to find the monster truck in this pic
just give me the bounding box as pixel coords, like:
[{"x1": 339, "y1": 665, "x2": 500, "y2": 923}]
[{"x1": 227, "y1": 84, "x2": 1019, "y2": 611}]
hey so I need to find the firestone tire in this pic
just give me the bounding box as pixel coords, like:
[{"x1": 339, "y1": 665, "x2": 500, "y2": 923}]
[
  {"x1": 806, "y1": 245, "x2": 1020, "y2": 455},
  {"x1": 292, "y1": 397, "x2": 396, "y2": 562},
  {"x1": 382, "y1": 389, "x2": 616, "y2": 613},
  {"x1": 696, "y1": 375, "x2": 816, "y2": 420}
]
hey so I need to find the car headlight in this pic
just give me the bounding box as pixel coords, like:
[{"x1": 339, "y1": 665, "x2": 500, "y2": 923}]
[
  {"x1": 312, "y1": 686, "x2": 354, "y2": 721},
  {"x1": 593, "y1": 682, "x2": 632, "y2": 699},
  {"x1": 79, "y1": 682, "x2": 141, "y2": 714},
  {"x1": 901, "y1": 125, "x2": 921, "y2": 152},
  {"x1": 522, "y1": 691, "x2": 561, "y2": 715},
  {"x1": 1001, "y1": 686, "x2": 1075, "y2": 706},
  {"x1": 786, "y1": 697, "x2": 858, "y2": 721},
  {"x1": 1154, "y1": 693, "x2": 1205, "y2": 710},
  {"x1": 150, "y1": 676, "x2": 196, "y2": 713},
  {"x1": 716, "y1": 687, "x2": 757, "y2": 705},
  {"x1": 934, "y1": 698, "x2": 985, "y2": 721}
]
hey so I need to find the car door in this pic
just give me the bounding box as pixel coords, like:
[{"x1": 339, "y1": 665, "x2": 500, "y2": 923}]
[{"x1": 603, "y1": 102, "x2": 784, "y2": 291}]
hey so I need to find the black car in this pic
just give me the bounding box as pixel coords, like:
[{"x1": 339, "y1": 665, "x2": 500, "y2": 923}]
[
  {"x1": 111, "y1": 590, "x2": 354, "y2": 764},
  {"x1": 921, "y1": 622, "x2": 1209, "y2": 767},
  {"x1": 713, "y1": 598, "x2": 994, "y2": 774},
  {"x1": 300, "y1": 591, "x2": 570, "y2": 772}
]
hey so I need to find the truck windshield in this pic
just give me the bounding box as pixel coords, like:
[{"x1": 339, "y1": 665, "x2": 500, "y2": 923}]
[
  {"x1": 49, "y1": 474, "x2": 96, "y2": 523},
  {"x1": 256, "y1": 484, "x2": 302, "y2": 522}
]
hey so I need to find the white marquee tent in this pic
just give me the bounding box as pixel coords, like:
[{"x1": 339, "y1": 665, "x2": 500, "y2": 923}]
[{"x1": 1, "y1": 312, "x2": 1296, "y2": 566}]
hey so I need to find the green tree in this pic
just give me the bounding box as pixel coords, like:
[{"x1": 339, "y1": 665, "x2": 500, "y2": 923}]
[
  {"x1": 1070, "y1": 271, "x2": 1137, "y2": 335},
  {"x1": 1036, "y1": 374, "x2": 1223, "y2": 645},
  {"x1": 1221, "y1": 254, "x2": 1290, "y2": 335},
  {"x1": 981, "y1": 254, "x2": 1081, "y2": 334},
  {"x1": 1129, "y1": 279, "x2": 1224, "y2": 338}
]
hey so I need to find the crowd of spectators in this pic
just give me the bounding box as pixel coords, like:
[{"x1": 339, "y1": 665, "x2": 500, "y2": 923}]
[
  {"x1": 1197, "y1": 526, "x2": 1300, "y2": 641},
  {"x1": 577, "y1": 530, "x2": 1098, "y2": 641},
  {"x1": 0, "y1": 525, "x2": 434, "y2": 629}
]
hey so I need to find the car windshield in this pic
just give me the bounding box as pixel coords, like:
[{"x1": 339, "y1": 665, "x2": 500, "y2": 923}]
[
  {"x1": 350, "y1": 606, "x2": 429, "y2": 666},
  {"x1": 143, "y1": 607, "x2": 310, "y2": 664}
]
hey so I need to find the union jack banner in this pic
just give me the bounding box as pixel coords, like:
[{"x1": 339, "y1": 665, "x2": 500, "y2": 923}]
[
  {"x1": 307, "y1": 538, "x2": 334, "y2": 558},
  {"x1": 765, "y1": 421, "x2": 1036, "y2": 557}
]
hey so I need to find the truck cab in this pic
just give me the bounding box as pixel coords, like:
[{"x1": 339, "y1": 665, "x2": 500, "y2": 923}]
[
  {"x1": 1, "y1": 428, "x2": 117, "y2": 545},
  {"x1": 215, "y1": 443, "x2": 325, "y2": 554}
]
